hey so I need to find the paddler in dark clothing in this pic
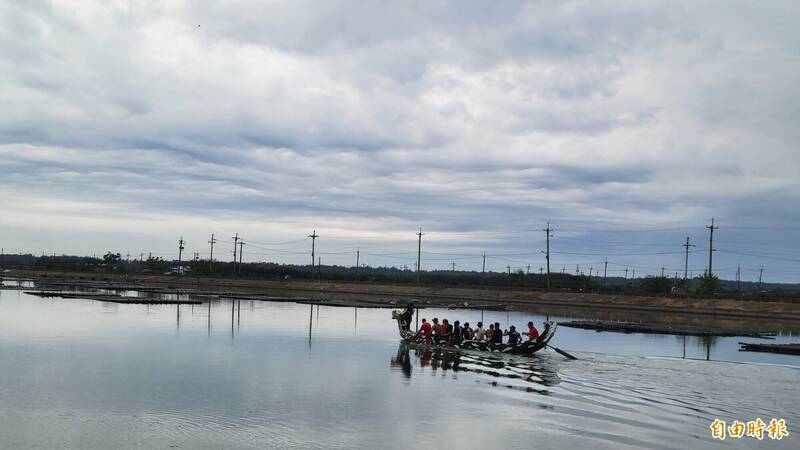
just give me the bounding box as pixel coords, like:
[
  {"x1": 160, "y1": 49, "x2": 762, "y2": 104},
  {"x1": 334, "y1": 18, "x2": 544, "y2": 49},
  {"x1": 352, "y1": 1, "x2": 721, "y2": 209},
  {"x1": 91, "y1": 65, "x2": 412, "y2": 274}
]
[
  {"x1": 492, "y1": 322, "x2": 503, "y2": 344},
  {"x1": 452, "y1": 320, "x2": 463, "y2": 345},
  {"x1": 505, "y1": 325, "x2": 521, "y2": 344}
]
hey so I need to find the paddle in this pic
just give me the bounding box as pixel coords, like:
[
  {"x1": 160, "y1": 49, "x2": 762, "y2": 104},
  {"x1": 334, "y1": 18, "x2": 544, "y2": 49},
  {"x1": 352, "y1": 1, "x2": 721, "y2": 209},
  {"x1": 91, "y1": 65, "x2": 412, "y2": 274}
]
[{"x1": 546, "y1": 343, "x2": 578, "y2": 360}]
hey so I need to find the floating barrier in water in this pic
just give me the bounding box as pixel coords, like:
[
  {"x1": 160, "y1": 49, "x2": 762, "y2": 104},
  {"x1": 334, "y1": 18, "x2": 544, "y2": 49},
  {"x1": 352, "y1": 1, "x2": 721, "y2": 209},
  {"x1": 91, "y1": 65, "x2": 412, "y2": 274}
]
[
  {"x1": 738, "y1": 342, "x2": 800, "y2": 355},
  {"x1": 559, "y1": 320, "x2": 774, "y2": 338},
  {"x1": 24, "y1": 291, "x2": 201, "y2": 305}
]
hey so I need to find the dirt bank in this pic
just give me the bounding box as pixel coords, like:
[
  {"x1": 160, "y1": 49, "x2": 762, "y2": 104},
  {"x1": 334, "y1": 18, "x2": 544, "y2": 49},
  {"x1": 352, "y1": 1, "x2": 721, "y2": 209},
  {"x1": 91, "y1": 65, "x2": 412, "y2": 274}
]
[{"x1": 7, "y1": 268, "x2": 800, "y2": 324}]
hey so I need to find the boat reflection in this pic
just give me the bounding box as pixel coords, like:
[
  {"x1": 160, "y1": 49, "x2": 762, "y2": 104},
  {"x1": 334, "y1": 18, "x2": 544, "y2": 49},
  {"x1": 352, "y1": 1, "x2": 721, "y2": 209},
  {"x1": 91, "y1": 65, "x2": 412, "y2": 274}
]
[{"x1": 390, "y1": 342, "x2": 560, "y2": 392}]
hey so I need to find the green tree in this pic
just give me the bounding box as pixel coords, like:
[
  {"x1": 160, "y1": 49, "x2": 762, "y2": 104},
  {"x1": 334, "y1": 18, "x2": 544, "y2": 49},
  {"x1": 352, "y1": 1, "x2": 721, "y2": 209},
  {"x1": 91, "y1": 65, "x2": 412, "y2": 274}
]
[
  {"x1": 695, "y1": 272, "x2": 721, "y2": 295},
  {"x1": 640, "y1": 275, "x2": 673, "y2": 293},
  {"x1": 102, "y1": 252, "x2": 121, "y2": 264}
]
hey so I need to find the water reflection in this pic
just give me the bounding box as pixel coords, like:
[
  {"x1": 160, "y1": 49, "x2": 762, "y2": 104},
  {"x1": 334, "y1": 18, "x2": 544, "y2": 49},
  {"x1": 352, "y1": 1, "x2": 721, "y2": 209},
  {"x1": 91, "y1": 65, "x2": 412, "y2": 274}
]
[
  {"x1": 391, "y1": 342, "x2": 561, "y2": 394},
  {"x1": 390, "y1": 343, "x2": 412, "y2": 378}
]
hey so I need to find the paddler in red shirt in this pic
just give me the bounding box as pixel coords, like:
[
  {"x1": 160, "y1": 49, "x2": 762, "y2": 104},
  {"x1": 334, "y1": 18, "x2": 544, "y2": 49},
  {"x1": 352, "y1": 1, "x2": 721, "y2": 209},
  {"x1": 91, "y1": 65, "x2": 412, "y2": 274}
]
[
  {"x1": 524, "y1": 321, "x2": 540, "y2": 341},
  {"x1": 420, "y1": 318, "x2": 432, "y2": 337}
]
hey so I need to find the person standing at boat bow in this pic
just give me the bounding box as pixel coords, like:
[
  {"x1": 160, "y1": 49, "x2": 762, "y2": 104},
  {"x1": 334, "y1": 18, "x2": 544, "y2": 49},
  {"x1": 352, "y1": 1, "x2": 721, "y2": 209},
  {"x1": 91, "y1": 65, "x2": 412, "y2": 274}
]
[{"x1": 398, "y1": 303, "x2": 414, "y2": 333}]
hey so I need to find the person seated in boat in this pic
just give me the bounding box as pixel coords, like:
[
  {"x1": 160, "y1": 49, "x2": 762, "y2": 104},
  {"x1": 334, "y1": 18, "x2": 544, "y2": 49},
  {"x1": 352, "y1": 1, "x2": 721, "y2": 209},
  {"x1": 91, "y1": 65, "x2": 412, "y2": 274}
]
[
  {"x1": 492, "y1": 322, "x2": 503, "y2": 344},
  {"x1": 451, "y1": 320, "x2": 463, "y2": 344},
  {"x1": 431, "y1": 318, "x2": 441, "y2": 344},
  {"x1": 484, "y1": 323, "x2": 494, "y2": 342},
  {"x1": 462, "y1": 322, "x2": 474, "y2": 340},
  {"x1": 419, "y1": 318, "x2": 432, "y2": 341},
  {"x1": 523, "y1": 321, "x2": 540, "y2": 341},
  {"x1": 504, "y1": 325, "x2": 522, "y2": 344},
  {"x1": 440, "y1": 319, "x2": 452, "y2": 345},
  {"x1": 474, "y1": 321, "x2": 484, "y2": 341}
]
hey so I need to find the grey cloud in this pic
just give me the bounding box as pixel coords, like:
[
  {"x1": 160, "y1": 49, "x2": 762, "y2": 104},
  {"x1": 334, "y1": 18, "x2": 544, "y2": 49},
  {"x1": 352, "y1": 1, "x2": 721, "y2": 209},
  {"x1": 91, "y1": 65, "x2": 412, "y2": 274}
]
[{"x1": 0, "y1": 1, "x2": 799, "y2": 279}]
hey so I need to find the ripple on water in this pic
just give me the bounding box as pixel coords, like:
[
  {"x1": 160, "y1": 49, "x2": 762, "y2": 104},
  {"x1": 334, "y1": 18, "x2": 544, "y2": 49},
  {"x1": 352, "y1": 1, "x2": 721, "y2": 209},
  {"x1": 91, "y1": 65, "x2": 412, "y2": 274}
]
[{"x1": 418, "y1": 349, "x2": 798, "y2": 449}]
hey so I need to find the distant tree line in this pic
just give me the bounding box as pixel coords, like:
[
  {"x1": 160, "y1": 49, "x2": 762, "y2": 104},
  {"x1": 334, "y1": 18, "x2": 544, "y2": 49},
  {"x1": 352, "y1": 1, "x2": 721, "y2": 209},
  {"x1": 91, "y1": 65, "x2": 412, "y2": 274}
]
[{"x1": 2, "y1": 253, "x2": 797, "y2": 297}]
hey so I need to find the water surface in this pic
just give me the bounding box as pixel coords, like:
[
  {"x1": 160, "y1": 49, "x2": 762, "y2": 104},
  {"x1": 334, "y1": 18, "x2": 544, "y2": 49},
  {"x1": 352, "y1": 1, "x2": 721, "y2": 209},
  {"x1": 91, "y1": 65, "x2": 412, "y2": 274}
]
[{"x1": 0, "y1": 287, "x2": 797, "y2": 449}]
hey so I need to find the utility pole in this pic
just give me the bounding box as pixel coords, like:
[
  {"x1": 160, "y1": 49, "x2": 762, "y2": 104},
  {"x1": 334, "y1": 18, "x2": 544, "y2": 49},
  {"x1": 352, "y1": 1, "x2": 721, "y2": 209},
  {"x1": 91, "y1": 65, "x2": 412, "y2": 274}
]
[
  {"x1": 576, "y1": 265, "x2": 580, "y2": 276},
  {"x1": 526, "y1": 264, "x2": 530, "y2": 275},
  {"x1": 683, "y1": 237, "x2": 695, "y2": 280},
  {"x1": 759, "y1": 266, "x2": 764, "y2": 289},
  {"x1": 661, "y1": 266, "x2": 665, "y2": 277},
  {"x1": 451, "y1": 261, "x2": 456, "y2": 272},
  {"x1": 706, "y1": 218, "x2": 718, "y2": 276},
  {"x1": 624, "y1": 267, "x2": 628, "y2": 280},
  {"x1": 232, "y1": 233, "x2": 239, "y2": 274},
  {"x1": 506, "y1": 265, "x2": 511, "y2": 287},
  {"x1": 482, "y1": 252, "x2": 486, "y2": 279},
  {"x1": 177, "y1": 236, "x2": 185, "y2": 270},
  {"x1": 543, "y1": 222, "x2": 553, "y2": 289},
  {"x1": 736, "y1": 265, "x2": 741, "y2": 291},
  {"x1": 318, "y1": 256, "x2": 321, "y2": 282},
  {"x1": 603, "y1": 258, "x2": 608, "y2": 288},
  {"x1": 238, "y1": 240, "x2": 245, "y2": 275},
  {"x1": 632, "y1": 269, "x2": 636, "y2": 280},
  {"x1": 416, "y1": 228, "x2": 424, "y2": 285},
  {"x1": 355, "y1": 248, "x2": 360, "y2": 279},
  {"x1": 208, "y1": 233, "x2": 217, "y2": 272},
  {"x1": 308, "y1": 230, "x2": 318, "y2": 281}
]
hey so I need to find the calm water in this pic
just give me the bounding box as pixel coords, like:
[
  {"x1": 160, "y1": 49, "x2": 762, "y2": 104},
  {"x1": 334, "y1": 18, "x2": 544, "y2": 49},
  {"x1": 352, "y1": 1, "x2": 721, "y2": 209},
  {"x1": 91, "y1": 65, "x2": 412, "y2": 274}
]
[{"x1": 0, "y1": 285, "x2": 797, "y2": 449}]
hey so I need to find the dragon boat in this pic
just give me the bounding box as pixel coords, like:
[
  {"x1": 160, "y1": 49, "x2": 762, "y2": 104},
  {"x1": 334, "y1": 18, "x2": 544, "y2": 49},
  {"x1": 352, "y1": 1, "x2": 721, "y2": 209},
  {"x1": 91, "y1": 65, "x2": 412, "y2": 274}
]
[{"x1": 393, "y1": 311, "x2": 557, "y2": 356}]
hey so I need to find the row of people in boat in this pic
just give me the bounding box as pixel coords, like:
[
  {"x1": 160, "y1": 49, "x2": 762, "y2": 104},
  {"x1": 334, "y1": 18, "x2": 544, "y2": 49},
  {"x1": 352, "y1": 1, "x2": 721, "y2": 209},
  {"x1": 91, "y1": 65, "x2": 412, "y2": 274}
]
[{"x1": 415, "y1": 317, "x2": 540, "y2": 346}]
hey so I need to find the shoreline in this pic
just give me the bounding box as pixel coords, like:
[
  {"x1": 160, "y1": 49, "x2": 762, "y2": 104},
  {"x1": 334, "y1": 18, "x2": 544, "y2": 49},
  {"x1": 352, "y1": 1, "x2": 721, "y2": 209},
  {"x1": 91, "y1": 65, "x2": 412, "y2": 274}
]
[{"x1": 5, "y1": 268, "x2": 800, "y2": 325}]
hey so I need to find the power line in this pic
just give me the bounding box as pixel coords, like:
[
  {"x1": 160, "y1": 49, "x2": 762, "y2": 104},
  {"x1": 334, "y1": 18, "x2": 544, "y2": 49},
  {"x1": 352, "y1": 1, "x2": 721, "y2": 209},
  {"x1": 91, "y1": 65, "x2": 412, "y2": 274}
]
[
  {"x1": 552, "y1": 250, "x2": 691, "y2": 256},
  {"x1": 247, "y1": 238, "x2": 308, "y2": 246},
  {"x1": 555, "y1": 236, "x2": 685, "y2": 247},
  {"x1": 716, "y1": 249, "x2": 800, "y2": 263}
]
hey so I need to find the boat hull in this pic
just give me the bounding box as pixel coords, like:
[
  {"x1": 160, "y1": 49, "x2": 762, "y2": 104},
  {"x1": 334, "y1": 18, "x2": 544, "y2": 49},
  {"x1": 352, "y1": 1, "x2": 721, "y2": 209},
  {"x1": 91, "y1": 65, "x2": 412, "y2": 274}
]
[{"x1": 400, "y1": 321, "x2": 557, "y2": 356}]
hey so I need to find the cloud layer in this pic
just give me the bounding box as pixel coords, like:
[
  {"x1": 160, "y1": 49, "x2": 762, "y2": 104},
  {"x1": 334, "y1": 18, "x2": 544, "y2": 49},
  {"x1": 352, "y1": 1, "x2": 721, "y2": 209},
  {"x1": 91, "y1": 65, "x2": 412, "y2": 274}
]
[{"x1": 1, "y1": 1, "x2": 799, "y2": 281}]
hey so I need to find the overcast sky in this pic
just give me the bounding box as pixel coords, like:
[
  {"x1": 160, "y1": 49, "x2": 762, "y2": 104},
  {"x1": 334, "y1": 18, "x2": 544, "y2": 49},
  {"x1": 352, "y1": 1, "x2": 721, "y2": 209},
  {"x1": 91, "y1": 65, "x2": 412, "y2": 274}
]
[{"x1": 1, "y1": 1, "x2": 799, "y2": 282}]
